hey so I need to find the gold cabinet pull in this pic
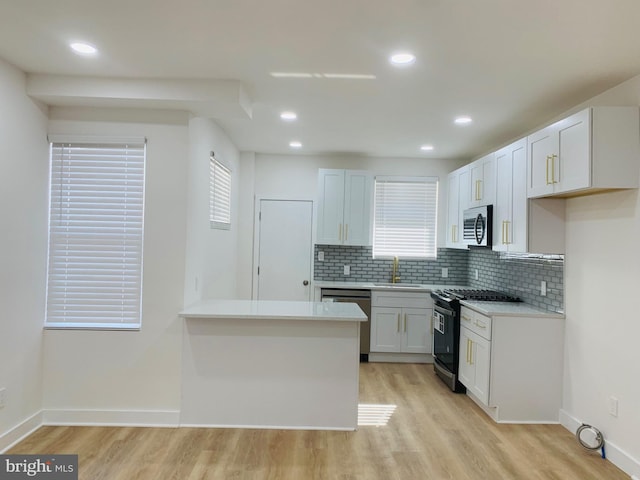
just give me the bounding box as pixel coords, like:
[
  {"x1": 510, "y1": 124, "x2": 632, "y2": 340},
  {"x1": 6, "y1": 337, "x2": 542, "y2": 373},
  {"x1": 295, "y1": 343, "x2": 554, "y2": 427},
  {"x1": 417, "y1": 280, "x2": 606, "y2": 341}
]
[
  {"x1": 503, "y1": 220, "x2": 511, "y2": 245},
  {"x1": 550, "y1": 154, "x2": 558, "y2": 184},
  {"x1": 404, "y1": 313, "x2": 407, "y2": 333},
  {"x1": 451, "y1": 225, "x2": 456, "y2": 243},
  {"x1": 397, "y1": 313, "x2": 401, "y2": 332},
  {"x1": 462, "y1": 314, "x2": 471, "y2": 323},
  {"x1": 467, "y1": 338, "x2": 471, "y2": 364},
  {"x1": 338, "y1": 223, "x2": 342, "y2": 241},
  {"x1": 345, "y1": 223, "x2": 349, "y2": 241},
  {"x1": 545, "y1": 155, "x2": 551, "y2": 185},
  {"x1": 474, "y1": 320, "x2": 487, "y2": 329},
  {"x1": 469, "y1": 339, "x2": 474, "y2": 365}
]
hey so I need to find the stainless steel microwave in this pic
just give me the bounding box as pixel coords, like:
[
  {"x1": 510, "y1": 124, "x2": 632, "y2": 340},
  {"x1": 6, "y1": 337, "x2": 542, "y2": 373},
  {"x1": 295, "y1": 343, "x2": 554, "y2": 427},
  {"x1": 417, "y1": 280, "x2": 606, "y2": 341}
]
[{"x1": 463, "y1": 205, "x2": 493, "y2": 247}]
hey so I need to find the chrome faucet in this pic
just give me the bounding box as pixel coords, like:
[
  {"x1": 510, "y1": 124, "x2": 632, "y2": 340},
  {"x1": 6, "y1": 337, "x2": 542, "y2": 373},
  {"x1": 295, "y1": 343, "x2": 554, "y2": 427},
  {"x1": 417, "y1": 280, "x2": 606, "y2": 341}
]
[{"x1": 392, "y1": 256, "x2": 401, "y2": 283}]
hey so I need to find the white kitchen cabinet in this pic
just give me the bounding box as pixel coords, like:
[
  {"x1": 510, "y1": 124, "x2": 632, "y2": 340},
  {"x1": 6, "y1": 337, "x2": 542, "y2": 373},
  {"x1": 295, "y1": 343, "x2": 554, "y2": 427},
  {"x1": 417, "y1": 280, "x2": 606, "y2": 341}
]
[
  {"x1": 458, "y1": 305, "x2": 564, "y2": 423},
  {"x1": 317, "y1": 169, "x2": 373, "y2": 245},
  {"x1": 445, "y1": 165, "x2": 470, "y2": 249},
  {"x1": 527, "y1": 106, "x2": 640, "y2": 198},
  {"x1": 493, "y1": 138, "x2": 565, "y2": 254},
  {"x1": 370, "y1": 291, "x2": 432, "y2": 355},
  {"x1": 468, "y1": 153, "x2": 495, "y2": 207}
]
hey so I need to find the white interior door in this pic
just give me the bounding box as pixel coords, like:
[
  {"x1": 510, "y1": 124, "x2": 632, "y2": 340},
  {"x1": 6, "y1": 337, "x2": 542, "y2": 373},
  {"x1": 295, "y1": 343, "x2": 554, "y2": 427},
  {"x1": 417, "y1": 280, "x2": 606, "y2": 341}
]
[{"x1": 255, "y1": 199, "x2": 313, "y2": 301}]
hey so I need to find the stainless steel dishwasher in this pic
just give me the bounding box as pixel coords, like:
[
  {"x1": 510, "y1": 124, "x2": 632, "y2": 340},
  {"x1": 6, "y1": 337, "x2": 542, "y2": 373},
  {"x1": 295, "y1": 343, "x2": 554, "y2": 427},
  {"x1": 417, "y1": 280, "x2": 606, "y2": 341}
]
[{"x1": 320, "y1": 288, "x2": 371, "y2": 362}]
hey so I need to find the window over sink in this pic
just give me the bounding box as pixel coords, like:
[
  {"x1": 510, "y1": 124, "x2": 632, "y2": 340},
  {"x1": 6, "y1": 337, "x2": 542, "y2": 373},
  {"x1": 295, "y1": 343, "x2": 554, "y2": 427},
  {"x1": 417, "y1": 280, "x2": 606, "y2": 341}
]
[{"x1": 372, "y1": 176, "x2": 438, "y2": 259}]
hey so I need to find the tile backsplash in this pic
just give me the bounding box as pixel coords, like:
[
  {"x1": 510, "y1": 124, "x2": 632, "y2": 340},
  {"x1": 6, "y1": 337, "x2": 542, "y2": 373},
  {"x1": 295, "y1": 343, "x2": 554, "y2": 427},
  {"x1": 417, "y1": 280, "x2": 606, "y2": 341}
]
[
  {"x1": 314, "y1": 245, "x2": 468, "y2": 285},
  {"x1": 314, "y1": 245, "x2": 564, "y2": 313}
]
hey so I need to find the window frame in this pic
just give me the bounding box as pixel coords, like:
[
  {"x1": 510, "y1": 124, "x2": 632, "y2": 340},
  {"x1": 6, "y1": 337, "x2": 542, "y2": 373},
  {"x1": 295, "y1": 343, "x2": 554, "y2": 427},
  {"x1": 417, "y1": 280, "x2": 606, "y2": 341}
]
[
  {"x1": 209, "y1": 152, "x2": 232, "y2": 230},
  {"x1": 45, "y1": 135, "x2": 146, "y2": 330},
  {"x1": 372, "y1": 175, "x2": 439, "y2": 260}
]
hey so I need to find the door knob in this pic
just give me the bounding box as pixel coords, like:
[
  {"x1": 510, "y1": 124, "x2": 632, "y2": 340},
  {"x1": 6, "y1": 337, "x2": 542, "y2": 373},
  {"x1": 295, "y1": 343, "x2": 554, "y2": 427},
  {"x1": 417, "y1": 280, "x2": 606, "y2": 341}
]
[{"x1": 303, "y1": 280, "x2": 309, "y2": 286}]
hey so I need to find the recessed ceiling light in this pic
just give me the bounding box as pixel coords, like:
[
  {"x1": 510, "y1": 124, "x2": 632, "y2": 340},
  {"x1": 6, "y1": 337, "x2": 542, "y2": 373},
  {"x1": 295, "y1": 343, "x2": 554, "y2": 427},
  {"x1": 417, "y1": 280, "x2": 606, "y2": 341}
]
[
  {"x1": 70, "y1": 42, "x2": 98, "y2": 56},
  {"x1": 280, "y1": 111, "x2": 297, "y2": 121},
  {"x1": 390, "y1": 52, "x2": 416, "y2": 66},
  {"x1": 289, "y1": 141, "x2": 302, "y2": 148},
  {"x1": 420, "y1": 145, "x2": 434, "y2": 151},
  {"x1": 454, "y1": 116, "x2": 473, "y2": 125}
]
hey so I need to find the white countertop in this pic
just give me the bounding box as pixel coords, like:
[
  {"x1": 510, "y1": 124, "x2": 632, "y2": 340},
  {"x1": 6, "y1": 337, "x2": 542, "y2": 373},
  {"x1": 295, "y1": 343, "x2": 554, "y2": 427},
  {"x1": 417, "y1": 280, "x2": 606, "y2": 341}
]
[
  {"x1": 179, "y1": 299, "x2": 367, "y2": 322},
  {"x1": 460, "y1": 300, "x2": 564, "y2": 318},
  {"x1": 314, "y1": 281, "x2": 468, "y2": 292}
]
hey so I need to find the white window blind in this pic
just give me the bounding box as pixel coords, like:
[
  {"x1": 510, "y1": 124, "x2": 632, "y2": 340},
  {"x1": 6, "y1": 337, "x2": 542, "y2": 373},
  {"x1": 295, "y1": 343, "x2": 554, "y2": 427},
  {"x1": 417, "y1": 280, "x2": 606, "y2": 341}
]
[
  {"x1": 209, "y1": 154, "x2": 231, "y2": 229},
  {"x1": 46, "y1": 139, "x2": 146, "y2": 329},
  {"x1": 373, "y1": 176, "x2": 438, "y2": 259}
]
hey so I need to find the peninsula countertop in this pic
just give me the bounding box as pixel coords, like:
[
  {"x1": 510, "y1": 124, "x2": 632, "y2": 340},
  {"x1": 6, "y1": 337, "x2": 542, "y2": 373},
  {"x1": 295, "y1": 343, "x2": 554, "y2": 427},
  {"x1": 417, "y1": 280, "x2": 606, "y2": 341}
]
[{"x1": 179, "y1": 299, "x2": 367, "y2": 322}]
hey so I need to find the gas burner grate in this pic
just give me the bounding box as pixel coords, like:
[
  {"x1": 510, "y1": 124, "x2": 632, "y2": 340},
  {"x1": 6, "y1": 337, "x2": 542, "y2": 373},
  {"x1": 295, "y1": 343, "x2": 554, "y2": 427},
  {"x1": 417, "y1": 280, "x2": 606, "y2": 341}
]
[{"x1": 442, "y1": 288, "x2": 520, "y2": 302}]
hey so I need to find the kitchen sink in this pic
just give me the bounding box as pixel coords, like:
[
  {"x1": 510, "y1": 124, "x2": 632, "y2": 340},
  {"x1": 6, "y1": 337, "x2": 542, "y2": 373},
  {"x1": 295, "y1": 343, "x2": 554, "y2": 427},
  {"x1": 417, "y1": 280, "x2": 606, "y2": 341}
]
[{"x1": 373, "y1": 283, "x2": 424, "y2": 288}]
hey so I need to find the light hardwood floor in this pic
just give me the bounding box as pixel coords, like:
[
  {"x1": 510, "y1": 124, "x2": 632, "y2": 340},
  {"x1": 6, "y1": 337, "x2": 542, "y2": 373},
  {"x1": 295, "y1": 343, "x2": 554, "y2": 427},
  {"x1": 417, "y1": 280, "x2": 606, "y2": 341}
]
[{"x1": 9, "y1": 363, "x2": 627, "y2": 479}]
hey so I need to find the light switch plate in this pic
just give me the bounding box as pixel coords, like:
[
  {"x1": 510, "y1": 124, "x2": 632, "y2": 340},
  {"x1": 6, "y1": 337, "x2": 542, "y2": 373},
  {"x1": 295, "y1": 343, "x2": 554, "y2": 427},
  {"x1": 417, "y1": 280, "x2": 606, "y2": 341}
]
[
  {"x1": 441, "y1": 267, "x2": 448, "y2": 278},
  {"x1": 343, "y1": 265, "x2": 350, "y2": 275},
  {"x1": 318, "y1": 251, "x2": 325, "y2": 261},
  {"x1": 541, "y1": 280, "x2": 547, "y2": 296}
]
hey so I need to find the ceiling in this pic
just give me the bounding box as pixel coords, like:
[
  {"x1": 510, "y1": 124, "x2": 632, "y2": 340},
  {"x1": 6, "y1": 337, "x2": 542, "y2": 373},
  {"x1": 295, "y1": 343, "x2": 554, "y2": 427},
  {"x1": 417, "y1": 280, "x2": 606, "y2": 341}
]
[{"x1": 2, "y1": 0, "x2": 640, "y2": 161}]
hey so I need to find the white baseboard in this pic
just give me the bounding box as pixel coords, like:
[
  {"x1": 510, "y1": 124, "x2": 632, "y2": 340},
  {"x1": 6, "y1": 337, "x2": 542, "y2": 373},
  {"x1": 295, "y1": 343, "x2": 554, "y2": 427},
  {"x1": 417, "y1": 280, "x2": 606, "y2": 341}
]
[
  {"x1": 179, "y1": 423, "x2": 355, "y2": 431},
  {"x1": 42, "y1": 409, "x2": 180, "y2": 428},
  {"x1": 0, "y1": 410, "x2": 44, "y2": 453},
  {"x1": 560, "y1": 409, "x2": 640, "y2": 478}
]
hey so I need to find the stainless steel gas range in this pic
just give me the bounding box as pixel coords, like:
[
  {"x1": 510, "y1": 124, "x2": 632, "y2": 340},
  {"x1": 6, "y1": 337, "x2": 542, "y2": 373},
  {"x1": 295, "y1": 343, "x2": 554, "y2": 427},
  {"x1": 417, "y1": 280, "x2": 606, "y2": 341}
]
[{"x1": 430, "y1": 288, "x2": 520, "y2": 392}]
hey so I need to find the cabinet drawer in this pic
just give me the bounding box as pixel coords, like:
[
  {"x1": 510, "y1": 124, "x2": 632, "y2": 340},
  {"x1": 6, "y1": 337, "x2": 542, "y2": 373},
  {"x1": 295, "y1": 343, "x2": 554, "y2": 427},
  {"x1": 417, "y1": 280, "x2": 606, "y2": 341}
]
[
  {"x1": 372, "y1": 291, "x2": 431, "y2": 309},
  {"x1": 460, "y1": 306, "x2": 492, "y2": 340}
]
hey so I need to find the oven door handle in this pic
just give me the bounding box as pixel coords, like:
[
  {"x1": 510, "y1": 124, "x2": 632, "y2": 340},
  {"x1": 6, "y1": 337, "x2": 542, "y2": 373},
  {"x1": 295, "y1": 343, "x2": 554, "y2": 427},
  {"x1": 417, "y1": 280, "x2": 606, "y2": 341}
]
[{"x1": 434, "y1": 304, "x2": 456, "y2": 318}]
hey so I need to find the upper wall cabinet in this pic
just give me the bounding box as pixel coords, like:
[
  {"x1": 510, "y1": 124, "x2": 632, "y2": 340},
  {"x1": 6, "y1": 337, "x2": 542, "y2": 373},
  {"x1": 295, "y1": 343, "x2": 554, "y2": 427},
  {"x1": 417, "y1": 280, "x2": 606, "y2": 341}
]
[
  {"x1": 317, "y1": 169, "x2": 373, "y2": 246},
  {"x1": 527, "y1": 107, "x2": 640, "y2": 198},
  {"x1": 445, "y1": 165, "x2": 470, "y2": 249},
  {"x1": 468, "y1": 153, "x2": 495, "y2": 207},
  {"x1": 493, "y1": 138, "x2": 565, "y2": 254}
]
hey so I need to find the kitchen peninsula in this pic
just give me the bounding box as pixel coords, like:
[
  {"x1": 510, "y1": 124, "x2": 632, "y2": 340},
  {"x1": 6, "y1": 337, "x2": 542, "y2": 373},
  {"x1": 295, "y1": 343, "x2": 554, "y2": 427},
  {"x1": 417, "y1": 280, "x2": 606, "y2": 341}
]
[{"x1": 179, "y1": 299, "x2": 367, "y2": 430}]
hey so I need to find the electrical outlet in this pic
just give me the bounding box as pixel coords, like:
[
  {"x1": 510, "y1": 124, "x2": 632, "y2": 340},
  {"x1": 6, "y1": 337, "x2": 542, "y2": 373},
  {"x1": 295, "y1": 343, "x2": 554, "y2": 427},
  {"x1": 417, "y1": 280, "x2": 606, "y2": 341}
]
[
  {"x1": 541, "y1": 280, "x2": 547, "y2": 296},
  {"x1": 441, "y1": 267, "x2": 448, "y2": 278},
  {"x1": 343, "y1": 265, "x2": 350, "y2": 276},
  {"x1": 475, "y1": 269, "x2": 479, "y2": 280},
  {"x1": 0, "y1": 388, "x2": 6, "y2": 409},
  {"x1": 318, "y1": 251, "x2": 325, "y2": 262},
  {"x1": 609, "y1": 396, "x2": 619, "y2": 417}
]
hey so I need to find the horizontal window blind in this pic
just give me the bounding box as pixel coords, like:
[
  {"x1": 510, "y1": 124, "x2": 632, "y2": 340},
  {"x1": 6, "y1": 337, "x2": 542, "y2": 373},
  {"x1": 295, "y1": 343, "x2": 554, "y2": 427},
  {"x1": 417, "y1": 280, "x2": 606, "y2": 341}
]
[
  {"x1": 46, "y1": 141, "x2": 146, "y2": 329},
  {"x1": 373, "y1": 176, "x2": 438, "y2": 259},
  {"x1": 209, "y1": 155, "x2": 231, "y2": 229}
]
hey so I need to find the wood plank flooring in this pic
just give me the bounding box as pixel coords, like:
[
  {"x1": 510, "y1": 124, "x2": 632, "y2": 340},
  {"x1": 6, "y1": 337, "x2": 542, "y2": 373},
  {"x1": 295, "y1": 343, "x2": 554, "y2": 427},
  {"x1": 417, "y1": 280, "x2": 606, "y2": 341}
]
[{"x1": 8, "y1": 363, "x2": 627, "y2": 479}]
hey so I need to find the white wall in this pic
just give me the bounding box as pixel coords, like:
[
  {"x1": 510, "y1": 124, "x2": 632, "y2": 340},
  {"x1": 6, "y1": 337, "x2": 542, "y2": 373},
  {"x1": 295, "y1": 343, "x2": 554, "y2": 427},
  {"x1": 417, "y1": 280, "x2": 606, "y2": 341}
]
[
  {"x1": 559, "y1": 74, "x2": 640, "y2": 474},
  {"x1": 183, "y1": 117, "x2": 240, "y2": 305},
  {"x1": 0, "y1": 58, "x2": 49, "y2": 446},
  {"x1": 235, "y1": 153, "x2": 465, "y2": 299},
  {"x1": 41, "y1": 108, "x2": 189, "y2": 421}
]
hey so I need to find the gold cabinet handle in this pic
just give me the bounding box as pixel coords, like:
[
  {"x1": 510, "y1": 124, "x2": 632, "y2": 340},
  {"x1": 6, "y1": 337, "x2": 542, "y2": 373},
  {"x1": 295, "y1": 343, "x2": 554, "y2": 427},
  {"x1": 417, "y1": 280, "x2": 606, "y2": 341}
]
[
  {"x1": 503, "y1": 220, "x2": 511, "y2": 245},
  {"x1": 404, "y1": 313, "x2": 407, "y2": 333},
  {"x1": 474, "y1": 320, "x2": 487, "y2": 329},
  {"x1": 469, "y1": 339, "x2": 474, "y2": 365},
  {"x1": 397, "y1": 313, "x2": 401, "y2": 332},
  {"x1": 476, "y1": 179, "x2": 482, "y2": 201},
  {"x1": 545, "y1": 155, "x2": 551, "y2": 185},
  {"x1": 451, "y1": 225, "x2": 456, "y2": 243},
  {"x1": 462, "y1": 314, "x2": 471, "y2": 323},
  {"x1": 550, "y1": 154, "x2": 558, "y2": 184},
  {"x1": 467, "y1": 338, "x2": 471, "y2": 364},
  {"x1": 345, "y1": 223, "x2": 348, "y2": 241}
]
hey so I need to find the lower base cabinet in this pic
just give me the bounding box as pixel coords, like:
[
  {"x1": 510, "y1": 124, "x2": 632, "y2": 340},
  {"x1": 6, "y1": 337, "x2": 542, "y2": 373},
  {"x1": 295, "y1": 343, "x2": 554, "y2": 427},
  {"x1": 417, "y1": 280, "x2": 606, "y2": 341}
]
[
  {"x1": 370, "y1": 291, "x2": 432, "y2": 355},
  {"x1": 458, "y1": 305, "x2": 564, "y2": 423}
]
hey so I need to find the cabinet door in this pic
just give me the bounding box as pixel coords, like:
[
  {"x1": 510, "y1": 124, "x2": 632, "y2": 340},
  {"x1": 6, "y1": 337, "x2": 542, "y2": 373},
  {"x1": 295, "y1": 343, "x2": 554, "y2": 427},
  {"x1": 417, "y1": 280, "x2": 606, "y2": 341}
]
[
  {"x1": 493, "y1": 147, "x2": 512, "y2": 252},
  {"x1": 401, "y1": 308, "x2": 431, "y2": 354},
  {"x1": 527, "y1": 125, "x2": 557, "y2": 198},
  {"x1": 471, "y1": 333, "x2": 491, "y2": 405},
  {"x1": 343, "y1": 171, "x2": 372, "y2": 246},
  {"x1": 556, "y1": 109, "x2": 590, "y2": 194},
  {"x1": 370, "y1": 307, "x2": 401, "y2": 352},
  {"x1": 470, "y1": 154, "x2": 495, "y2": 207},
  {"x1": 509, "y1": 140, "x2": 528, "y2": 252},
  {"x1": 317, "y1": 169, "x2": 345, "y2": 244},
  {"x1": 446, "y1": 171, "x2": 460, "y2": 248},
  {"x1": 458, "y1": 327, "x2": 475, "y2": 389}
]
